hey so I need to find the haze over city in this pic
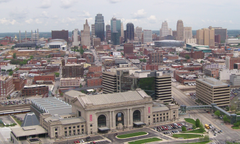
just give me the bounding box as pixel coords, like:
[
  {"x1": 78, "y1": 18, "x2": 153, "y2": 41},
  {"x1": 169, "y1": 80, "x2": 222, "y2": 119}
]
[{"x1": 0, "y1": 0, "x2": 239, "y2": 32}]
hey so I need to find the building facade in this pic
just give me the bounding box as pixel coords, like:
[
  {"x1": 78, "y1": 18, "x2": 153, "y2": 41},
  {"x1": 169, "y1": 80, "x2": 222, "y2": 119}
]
[
  {"x1": 126, "y1": 23, "x2": 134, "y2": 41},
  {"x1": 22, "y1": 85, "x2": 49, "y2": 97},
  {"x1": 214, "y1": 27, "x2": 227, "y2": 43},
  {"x1": 111, "y1": 17, "x2": 121, "y2": 45},
  {"x1": 196, "y1": 78, "x2": 230, "y2": 107},
  {"x1": 124, "y1": 43, "x2": 134, "y2": 55},
  {"x1": 176, "y1": 20, "x2": 184, "y2": 41},
  {"x1": 91, "y1": 24, "x2": 95, "y2": 37},
  {"x1": 81, "y1": 20, "x2": 91, "y2": 47},
  {"x1": 160, "y1": 21, "x2": 172, "y2": 37},
  {"x1": 184, "y1": 27, "x2": 192, "y2": 41},
  {"x1": 95, "y1": 14, "x2": 105, "y2": 41},
  {"x1": 62, "y1": 64, "x2": 84, "y2": 78},
  {"x1": 72, "y1": 29, "x2": 79, "y2": 46},
  {"x1": 143, "y1": 30, "x2": 152, "y2": 44},
  {"x1": 60, "y1": 78, "x2": 81, "y2": 87},
  {"x1": 51, "y1": 30, "x2": 69, "y2": 42},
  {"x1": 135, "y1": 26, "x2": 142, "y2": 43},
  {"x1": 0, "y1": 76, "x2": 14, "y2": 99}
]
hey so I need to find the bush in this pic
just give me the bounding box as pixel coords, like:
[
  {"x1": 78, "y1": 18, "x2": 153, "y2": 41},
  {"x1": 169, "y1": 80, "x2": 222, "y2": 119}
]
[
  {"x1": 182, "y1": 126, "x2": 187, "y2": 132},
  {"x1": 196, "y1": 119, "x2": 200, "y2": 127},
  {"x1": 192, "y1": 125, "x2": 196, "y2": 129}
]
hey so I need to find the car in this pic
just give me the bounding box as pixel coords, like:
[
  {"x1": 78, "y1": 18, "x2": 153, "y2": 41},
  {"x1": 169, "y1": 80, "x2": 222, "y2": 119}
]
[{"x1": 214, "y1": 133, "x2": 217, "y2": 136}]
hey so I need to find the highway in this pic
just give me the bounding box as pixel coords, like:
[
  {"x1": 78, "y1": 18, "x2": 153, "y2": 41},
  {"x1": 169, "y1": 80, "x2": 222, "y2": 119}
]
[{"x1": 172, "y1": 86, "x2": 240, "y2": 143}]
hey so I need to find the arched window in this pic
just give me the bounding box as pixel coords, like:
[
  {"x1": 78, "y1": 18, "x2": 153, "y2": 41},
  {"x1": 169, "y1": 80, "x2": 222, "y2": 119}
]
[
  {"x1": 116, "y1": 112, "x2": 124, "y2": 126},
  {"x1": 98, "y1": 115, "x2": 106, "y2": 127},
  {"x1": 133, "y1": 110, "x2": 141, "y2": 122}
]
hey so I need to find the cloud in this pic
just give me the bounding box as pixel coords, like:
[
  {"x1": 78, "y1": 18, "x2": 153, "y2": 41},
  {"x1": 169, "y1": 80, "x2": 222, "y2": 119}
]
[
  {"x1": 25, "y1": 18, "x2": 42, "y2": 24},
  {"x1": 0, "y1": 0, "x2": 10, "y2": 3},
  {"x1": 9, "y1": 9, "x2": 27, "y2": 20},
  {"x1": 148, "y1": 15, "x2": 156, "y2": 21},
  {"x1": 0, "y1": 18, "x2": 16, "y2": 25},
  {"x1": 109, "y1": 0, "x2": 121, "y2": 3},
  {"x1": 39, "y1": 0, "x2": 51, "y2": 9},
  {"x1": 80, "y1": 11, "x2": 91, "y2": 18},
  {"x1": 35, "y1": 19, "x2": 42, "y2": 24},
  {"x1": 133, "y1": 9, "x2": 146, "y2": 19},
  {"x1": 41, "y1": 11, "x2": 49, "y2": 18},
  {"x1": 25, "y1": 19, "x2": 33, "y2": 24},
  {"x1": 61, "y1": 0, "x2": 77, "y2": 9}
]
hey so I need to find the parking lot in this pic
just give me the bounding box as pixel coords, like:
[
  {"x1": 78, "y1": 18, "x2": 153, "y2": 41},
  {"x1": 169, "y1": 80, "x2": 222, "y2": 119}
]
[{"x1": 152, "y1": 121, "x2": 193, "y2": 135}]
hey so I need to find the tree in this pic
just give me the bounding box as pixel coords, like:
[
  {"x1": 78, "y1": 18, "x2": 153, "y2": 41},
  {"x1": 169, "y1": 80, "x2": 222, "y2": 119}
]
[
  {"x1": 195, "y1": 119, "x2": 200, "y2": 127},
  {"x1": 214, "y1": 110, "x2": 221, "y2": 117},
  {"x1": 55, "y1": 72, "x2": 59, "y2": 77},
  {"x1": 192, "y1": 125, "x2": 196, "y2": 129},
  {"x1": 185, "y1": 55, "x2": 190, "y2": 60},
  {"x1": 80, "y1": 46, "x2": 84, "y2": 55},
  {"x1": 223, "y1": 115, "x2": 230, "y2": 123},
  {"x1": 60, "y1": 92, "x2": 63, "y2": 97},
  {"x1": 142, "y1": 59, "x2": 147, "y2": 63},
  {"x1": 30, "y1": 55, "x2": 34, "y2": 60},
  {"x1": 230, "y1": 105, "x2": 237, "y2": 111},
  {"x1": 8, "y1": 71, "x2": 13, "y2": 76},
  {"x1": 199, "y1": 124, "x2": 205, "y2": 133},
  {"x1": 11, "y1": 46, "x2": 14, "y2": 50},
  {"x1": 182, "y1": 126, "x2": 187, "y2": 132},
  {"x1": 200, "y1": 60, "x2": 204, "y2": 64},
  {"x1": 13, "y1": 53, "x2": 16, "y2": 59},
  {"x1": 80, "y1": 84, "x2": 83, "y2": 88}
]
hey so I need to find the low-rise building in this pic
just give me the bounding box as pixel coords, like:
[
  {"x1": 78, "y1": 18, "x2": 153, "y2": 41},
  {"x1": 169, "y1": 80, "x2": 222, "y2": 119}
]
[
  {"x1": 22, "y1": 85, "x2": 49, "y2": 97},
  {"x1": 87, "y1": 78, "x2": 102, "y2": 87},
  {"x1": 60, "y1": 78, "x2": 81, "y2": 87},
  {"x1": 230, "y1": 74, "x2": 240, "y2": 86}
]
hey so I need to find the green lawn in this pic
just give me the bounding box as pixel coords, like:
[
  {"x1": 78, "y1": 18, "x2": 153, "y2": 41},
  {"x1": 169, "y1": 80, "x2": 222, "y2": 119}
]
[
  {"x1": 184, "y1": 118, "x2": 196, "y2": 125},
  {"x1": 185, "y1": 129, "x2": 206, "y2": 133},
  {"x1": 117, "y1": 132, "x2": 147, "y2": 139},
  {"x1": 232, "y1": 126, "x2": 240, "y2": 129},
  {"x1": 182, "y1": 141, "x2": 210, "y2": 144},
  {"x1": 128, "y1": 138, "x2": 162, "y2": 144},
  {"x1": 173, "y1": 134, "x2": 203, "y2": 139},
  {"x1": 11, "y1": 116, "x2": 22, "y2": 126}
]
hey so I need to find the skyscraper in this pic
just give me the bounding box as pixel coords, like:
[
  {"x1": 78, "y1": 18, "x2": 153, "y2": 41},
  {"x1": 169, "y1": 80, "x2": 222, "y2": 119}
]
[
  {"x1": 121, "y1": 22, "x2": 124, "y2": 38},
  {"x1": 52, "y1": 30, "x2": 69, "y2": 42},
  {"x1": 111, "y1": 17, "x2": 121, "y2": 45},
  {"x1": 184, "y1": 27, "x2": 192, "y2": 41},
  {"x1": 160, "y1": 21, "x2": 172, "y2": 37},
  {"x1": 176, "y1": 20, "x2": 184, "y2": 41},
  {"x1": 213, "y1": 27, "x2": 227, "y2": 43},
  {"x1": 95, "y1": 14, "x2": 105, "y2": 41},
  {"x1": 72, "y1": 29, "x2": 79, "y2": 46},
  {"x1": 81, "y1": 19, "x2": 91, "y2": 47},
  {"x1": 91, "y1": 24, "x2": 95, "y2": 37},
  {"x1": 135, "y1": 26, "x2": 142, "y2": 42},
  {"x1": 143, "y1": 30, "x2": 152, "y2": 44},
  {"x1": 196, "y1": 29, "x2": 204, "y2": 45},
  {"x1": 196, "y1": 27, "x2": 215, "y2": 47},
  {"x1": 106, "y1": 24, "x2": 111, "y2": 42},
  {"x1": 126, "y1": 23, "x2": 134, "y2": 41}
]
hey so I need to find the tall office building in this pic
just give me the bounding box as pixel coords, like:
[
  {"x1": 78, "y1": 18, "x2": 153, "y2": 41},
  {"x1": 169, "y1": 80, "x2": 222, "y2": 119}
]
[
  {"x1": 196, "y1": 77, "x2": 230, "y2": 107},
  {"x1": 91, "y1": 24, "x2": 95, "y2": 37},
  {"x1": 102, "y1": 67, "x2": 172, "y2": 103},
  {"x1": 135, "y1": 26, "x2": 142, "y2": 42},
  {"x1": 196, "y1": 29, "x2": 204, "y2": 45},
  {"x1": 121, "y1": 22, "x2": 124, "y2": 38},
  {"x1": 213, "y1": 27, "x2": 227, "y2": 43},
  {"x1": 184, "y1": 27, "x2": 192, "y2": 40},
  {"x1": 176, "y1": 20, "x2": 184, "y2": 41},
  {"x1": 72, "y1": 29, "x2": 79, "y2": 46},
  {"x1": 81, "y1": 19, "x2": 91, "y2": 47},
  {"x1": 95, "y1": 14, "x2": 105, "y2": 41},
  {"x1": 126, "y1": 23, "x2": 134, "y2": 41},
  {"x1": 106, "y1": 24, "x2": 111, "y2": 42},
  {"x1": 196, "y1": 27, "x2": 214, "y2": 47},
  {"x1": 160, "y1": 21, "x2": 172, "y2": 37},
  {"x1": 52, "y1": 30, "x2": 68, "y2": 42},
  {"x1": 111, "y1": 17, "x2": 121, "y2": 45},
  {"x1": 143, "y1": 30, "x2": 152, "y2": 43}
]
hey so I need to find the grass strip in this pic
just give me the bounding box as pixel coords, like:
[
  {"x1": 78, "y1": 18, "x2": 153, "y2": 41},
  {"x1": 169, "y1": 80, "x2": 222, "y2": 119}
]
[
  {"x1": 128, "y1": 137, "x2": 162, "y2": 144},
  {"x1": 117, "y1": 132, "x2": 147, "y2": 139}
]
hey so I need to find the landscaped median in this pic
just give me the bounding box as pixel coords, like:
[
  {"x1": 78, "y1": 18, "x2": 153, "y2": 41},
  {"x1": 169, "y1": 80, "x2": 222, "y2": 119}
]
[
  {"x1": 184, "y1": 129, "x2": 206, "y2": 133},
  {"x1": 116, "y1": 132, "x2": 148, "y2": 139},
  {"x1": 172, "y1": 134, "x2": 203, "y2": 139},
  {"x1": 128, "y1": 137, "x2": 162, "y2": 144},
  {"x1": 184, "y1": 118, "x2": 196, "y2": 125}
]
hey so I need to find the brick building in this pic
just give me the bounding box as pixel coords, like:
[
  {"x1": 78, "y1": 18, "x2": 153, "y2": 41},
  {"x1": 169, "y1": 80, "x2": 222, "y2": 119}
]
[
  {"x1": 124, "y1": 43, "x2": 134, "y2": 55},
  {"x1": 77, "y1": 58, "x2": 86, "y2": 64},
  {"x1": 87, "y1": 78, "x2": 102, "y2": 87},
  {"x1": 33, "y1": 74, "x2": 55, "y2": 84},
  {"x1": 22, "y1": 85, "x2": 49, "y2": 97},
  {"x1": 82, "y1": 52, "x2": 94, "y2": 63},
  {"x1": 67, "y1": 57, "x2": 78, "y2": 64},
  {"x1": 142, "y1": 64, "x2": 158, "y2": 70},
  {"x1": 226, "y1": 57, "x2": 240, "y2": 70},
  {"x1": 51, "y1": 30, "x2": 69, "y2": 42},
  {"x1": 88, "y1": 66, "x2": 102, "y2": 73},
  {"x1": 204, "y1": 69, "x2": 219, "y2": 78},
  {"x1": 13, "y1": 78, "x2": 26, "y2": 91},
  {"x1": 179, "y1": 50, "x2": 204, "y2": 59},
  {"x1": 165, "y1": 55, "x2": 179, "y2": 60},
  {"x1": 0, "y1": 60, "x2": 10, "y2": 66},
  {"x1": 174, "y1": 70, "x2": 198, "y2": 84},
  {"x1": 60, "y1": 78, "x2": 81, "y2": 87},
  {"x1": 49, "y1": 53, "x2": 61, "y2": 57},
  {"x1": 0, "y1": 76, "x2": 14, "y2": 99},
  {"x1": 148, "y1": 51, "x2": 163, "y2": 64},
  {"x1": 62, "y1": 64, "x2": 84, "y2": 78}
]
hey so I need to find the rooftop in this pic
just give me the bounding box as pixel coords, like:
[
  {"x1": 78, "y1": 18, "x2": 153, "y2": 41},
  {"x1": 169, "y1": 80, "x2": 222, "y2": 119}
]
[
  {"x1": 11, "y1": 125, "x2": 47, "y2": 138},
  {"x1": 197, "y1": 77, "x2": 229, "y2": 87}
]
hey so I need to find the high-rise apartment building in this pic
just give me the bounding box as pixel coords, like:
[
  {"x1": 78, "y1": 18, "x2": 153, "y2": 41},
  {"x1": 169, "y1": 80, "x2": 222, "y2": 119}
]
[
  {"x1": 91, "y1": 24, "x2": 95, "y2": 37},
  {"x1": 135, "y1": 26, "x2": 142, "y2": 42},
  {"x1": 196, "y1": 77, "x2": 230, "y2": 107},
  {"x1": 160, "y1": 21, "x2": 172, "y2": 37},
  {"x1": 184, "y1": 27, "x2": 192, "y2": 40},
  {"x1": 52, "y1": 30, "x2": 69, "y2": 42},
  {"x1": 106, "y1": 24, "x2": 111, "y2": 42},
  {"x1": 111, "y1": 17, "x2": 121, "y2": 45},
  {"x1": 81, "y1": 20, "x2": 91, "y2": 47},
  {"x1": 143, "y1": 30, "x2": 152, "y2": 43},
  {"x1": 0, "y1": 76, "x2": 14, "y2": 99},
  {"x1": 102, "y1": 68, "x2": 172, "y2": 103},
  {"x1": 176, "y1": 20, "x2": 184, "y2": 41},
  {"x1": 196, "y1": 27, "x2": 215, "y2": 47},
  {"x1": 213, "y1": 27, "x2": 227, "y2": 43},
  {"x1": 72, "y1": 29, "x2": 79, "y2": 46},
  {"x1": 95, "y1": 14, "x2": 105, "y2": 41},
  {"x1": 126, "y1": 23, "x2": 134, "y2": 41}
]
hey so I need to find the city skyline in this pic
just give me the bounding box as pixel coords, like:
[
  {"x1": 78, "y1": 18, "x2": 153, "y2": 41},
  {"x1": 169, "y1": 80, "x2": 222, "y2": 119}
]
[{"x1": 0, "y1": 0, "x2": 239, "y2": 32}]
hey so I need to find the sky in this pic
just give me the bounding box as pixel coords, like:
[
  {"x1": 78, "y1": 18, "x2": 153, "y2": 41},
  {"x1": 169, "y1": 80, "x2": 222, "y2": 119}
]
[{"x1": 0, "y1": 0, "x2": 239, "y2": 32}]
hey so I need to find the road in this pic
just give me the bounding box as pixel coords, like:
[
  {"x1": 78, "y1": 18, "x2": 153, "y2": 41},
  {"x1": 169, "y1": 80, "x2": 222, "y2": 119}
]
[{"x1": 172, "y1": 86, "x2": 240, "y2": 143}]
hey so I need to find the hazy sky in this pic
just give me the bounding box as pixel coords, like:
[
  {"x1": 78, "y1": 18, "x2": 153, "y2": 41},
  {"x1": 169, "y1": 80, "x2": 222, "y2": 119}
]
[{"x1": 0, "y1": 0, "x2": 239, "y2": 32}]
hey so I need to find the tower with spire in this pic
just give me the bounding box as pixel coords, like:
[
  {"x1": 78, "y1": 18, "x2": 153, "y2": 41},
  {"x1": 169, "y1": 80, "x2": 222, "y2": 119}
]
[{"x1": 81, "y1": 19, "x2": 91, "y2": 47}]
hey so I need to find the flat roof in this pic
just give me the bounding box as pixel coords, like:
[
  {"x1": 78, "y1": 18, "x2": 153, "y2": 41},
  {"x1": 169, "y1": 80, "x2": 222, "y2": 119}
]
[
  {"x1": 197, "y1": 77, "x2": 229, "y2": 87},
  {"x1": 11, "y1": 125, "x2": 47, "y2": 138}
]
